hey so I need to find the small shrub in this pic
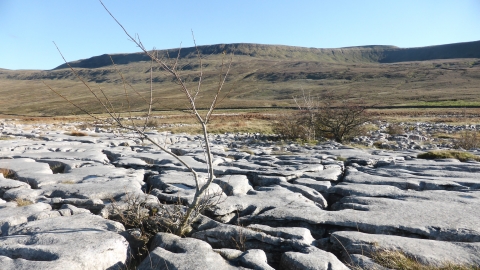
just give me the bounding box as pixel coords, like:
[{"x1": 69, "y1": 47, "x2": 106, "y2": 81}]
[
  {"x1": 145, "y1": 119, "x2": 159, "y2": 128},
  {"x1": 272, "y1": 91, "x2": 372, "y2": 143},
  {"x1": 417, "y1": 150, "x2": 480, "y2": 162},
  {"x1": 107, "y1": 190, "x2": 224, "y2": 262},
  {"x1": 386, "y1": 123, "x2": 405, "y2": 135},
  {"x1": 454, "y1": 130, "x2": 480, "y2": 150},
  {"x1": 315, "y1": 93, "x2": 371, "y2": 143},
  {"x1": 272, "y1": 112, "x2": 311, "y2": 141}
]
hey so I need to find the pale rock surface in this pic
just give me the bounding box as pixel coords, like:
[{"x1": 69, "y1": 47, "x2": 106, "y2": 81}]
[
  {"x1": 214, "y1": 174, "x2": 253, "y2": 196},
  {"x1": 138, "y1": 232, "x2": 237, "y2": 270},
  {"x1": 280, "y1": 247, "x2": 349, "y2": 270},
  {"x1": 0, "y1": 213, "x2": 128, "y2": 270}
]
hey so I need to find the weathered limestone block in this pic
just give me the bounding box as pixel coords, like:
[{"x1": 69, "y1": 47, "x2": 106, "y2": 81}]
[{"x1": 280, "y1": 247, "x2": 349, "y2": 270}]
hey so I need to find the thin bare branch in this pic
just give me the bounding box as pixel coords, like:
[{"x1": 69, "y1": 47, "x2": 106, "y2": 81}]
[
  {"x1": 206, "y1": 53, "x2": 233, "y2": 122},
  {"x1": 191, "y1": 30, "x2": 203, "y2": 101}
]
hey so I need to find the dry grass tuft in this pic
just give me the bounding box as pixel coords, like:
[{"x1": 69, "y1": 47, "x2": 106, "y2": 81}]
[
  {"x1": 60, "y1": 180, "x2": 76, "y2": 184},
  {"x1": 0, "y1": 168, "x2": 17, "y2": 179},
  {"x1": 68, "y1": 131, "x2": 88, "y2": 136},
  {"x1": 369, "y1": 250, "x2": 480, "y2": 270},
  {"x1": 15, "y1": 198, "x2": 33, "y2": 207},
  {"x1": 145, "y1": 119, "x2": 159, "y2": 128}
]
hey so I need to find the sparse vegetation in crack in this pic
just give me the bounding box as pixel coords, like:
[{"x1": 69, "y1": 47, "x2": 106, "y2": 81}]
[
  {"x1": 15, "y1": 198, "x2": 34, "y2": 207},
  {"x1": 37, "y1": 160, "x2": 67, "y2": 174},
  {"x1": 0, "y1": 168, "x2": 18, "y2": 180},
  {"x1": 350, "y1": 249, "x2": 480, "y2": 270}
]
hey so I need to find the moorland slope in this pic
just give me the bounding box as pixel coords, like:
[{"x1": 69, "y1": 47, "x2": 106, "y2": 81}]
[{"x1": 1, "y1": 41, "x2": 480, "y2": 115}]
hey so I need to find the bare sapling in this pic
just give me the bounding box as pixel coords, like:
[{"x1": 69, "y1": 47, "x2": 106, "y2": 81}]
[
  {"x1": 293, "y1": 88, "x2": 318, "y2": 141},
  {"x1": 46, "y1": 0, "x2": 233, "y2": 236},
  {"x1": 272, "y1": 89, "x2": 318, "y2": 141}
]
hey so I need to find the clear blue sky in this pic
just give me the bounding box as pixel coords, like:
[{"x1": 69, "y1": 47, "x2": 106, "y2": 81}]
[{"x1": 1, "y1": 0, "x2": 479, "y2": 70}]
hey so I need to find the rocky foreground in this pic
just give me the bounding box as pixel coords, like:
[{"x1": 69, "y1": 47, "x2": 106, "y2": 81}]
[{"x1": 1, "y1": 119, "x2": 480, "y2": 269}]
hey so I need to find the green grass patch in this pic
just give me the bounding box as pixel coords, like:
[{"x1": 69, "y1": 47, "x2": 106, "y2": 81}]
[{"x1": 417, "y1": 150, "x2": 480, "y2": 162}]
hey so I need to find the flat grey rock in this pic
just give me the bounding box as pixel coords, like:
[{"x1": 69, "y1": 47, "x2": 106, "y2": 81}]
[
  {"x1": 237, "y1": 249, "x2": 274, "y2": 270},
  {"x1": 214, "y1": 175, "x2": 253, "y2": 196},
  {"x1": 348, "y1": 254, "x2": 390, "y2": 270},
  {"x1": 246, "y1": 224, "x2": 315, "y2": 245},
  {"x1": 278, "y1": 182, "x2": 328, "y2": 208},
  {"x1": 344, "y1": 165, "x2": 480, "y2": 191},
  {"x1": 210, "y1": 186, "x2": 327, "y2": 233},
  {"x1": 0, "y1": 178, "x2": 30, "y2": 197},
  {"x1": 138, "y1": 232, "x2": 237, "y2": 270},
  {"x1": 0, "y1": 213, "x2": 128, "y2": 270},
  {"x1": 148, "y1": 170, "x2": 225, "y2": 205},
  {"x1": 214, "y1": 248, "x2": 274, "y2": 270},
  {"x1": 6, "y1": 213, "x2": 124, "y2": 236},
  {"x1": 280, "y1": 247, "x2": 349, "y2": 270},
  {"x1": 328, "y1": 182, "x2": 404, "y2": 198},
  {"x1": 0, "y1": 203, "x2": 55, "y2": 235},
  {"x1": 191, "y1": 216, "x2": 314, "y2": 267},
  {"x1": 302, "y1": 166, "x2": 343, "y2": 181},
  {"x1": 292, "y1": 178, "x2": 331, "y2": 193},
  {"x1": 326, "y1": 190, "x2": 480, "y2": 242}
]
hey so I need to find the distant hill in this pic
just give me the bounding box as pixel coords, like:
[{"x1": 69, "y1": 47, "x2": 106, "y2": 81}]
[
  {"x1": 1, "y1": 40, "x2": 480, "y2": 116},
  {"x1": 54, "y1": 40, "x2": 480, "y2": 70}
]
